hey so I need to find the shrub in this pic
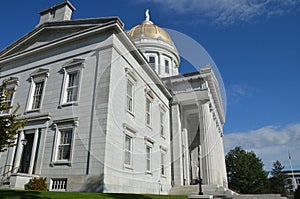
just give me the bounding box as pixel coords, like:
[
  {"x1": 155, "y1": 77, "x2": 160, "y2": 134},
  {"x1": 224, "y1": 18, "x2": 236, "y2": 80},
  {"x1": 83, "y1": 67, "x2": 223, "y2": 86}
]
[{"x1": 24, "y1": 177, "x2": 48, "y2": 191}]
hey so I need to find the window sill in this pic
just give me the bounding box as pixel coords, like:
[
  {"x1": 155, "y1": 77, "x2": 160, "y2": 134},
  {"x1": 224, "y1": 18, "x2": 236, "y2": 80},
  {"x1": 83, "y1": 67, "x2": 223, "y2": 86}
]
[
  {"x1": 145, "y1": 171, "x2": 152, "y2": 176},
  {"x1": 126, "y1": 110, "x2": 135, "y2": 117},
  {"x1": 58, "y1": 102, "x2": 78, "y2": 108},
  {"x1": 24, "y1": 109, "x2": 41, "y2": 114},
  {"x1": 161, "y1": 174, "x2": 167, "y2": 178},
  {"x1": 146, "y1": 124, "x2": 152, "y2": 129},
  {"x1": 160, "y1": 135, "x2": 166, "y2": 140},
  {"x1": 124, "y1": 164, "x2": 133, "y2": 170},
  {"x1": 50, "y1": 161, "x2": 72, "y2": 167}
]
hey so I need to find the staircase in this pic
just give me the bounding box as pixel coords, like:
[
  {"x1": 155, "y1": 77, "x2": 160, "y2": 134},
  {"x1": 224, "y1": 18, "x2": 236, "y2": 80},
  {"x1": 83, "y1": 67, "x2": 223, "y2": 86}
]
[{"x1": 169, "y1": 184, "x2": 236, "y2": 198}]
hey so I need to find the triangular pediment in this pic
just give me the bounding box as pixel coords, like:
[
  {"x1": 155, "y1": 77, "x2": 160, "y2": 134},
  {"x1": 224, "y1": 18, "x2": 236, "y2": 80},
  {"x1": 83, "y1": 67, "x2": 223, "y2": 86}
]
[
  {"x1": 0, "y1": 17, "x2": 122, "y2": 58},
  {"x1": 0, "y1": 25, "x2": 91, "y2": 58}
]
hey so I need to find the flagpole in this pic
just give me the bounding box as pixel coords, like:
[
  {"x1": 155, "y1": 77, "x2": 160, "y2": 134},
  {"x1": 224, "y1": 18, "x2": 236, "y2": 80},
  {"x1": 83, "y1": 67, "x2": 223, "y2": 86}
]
[{"x1": 288, "y1": 150, "x2": 298, "y2": 192}]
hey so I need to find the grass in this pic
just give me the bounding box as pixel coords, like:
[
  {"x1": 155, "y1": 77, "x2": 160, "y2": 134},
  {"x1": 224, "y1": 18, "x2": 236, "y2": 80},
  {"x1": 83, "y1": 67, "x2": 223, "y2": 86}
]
[{"x1": 0, "y1": 189, "x2": 189, "y2": 199}]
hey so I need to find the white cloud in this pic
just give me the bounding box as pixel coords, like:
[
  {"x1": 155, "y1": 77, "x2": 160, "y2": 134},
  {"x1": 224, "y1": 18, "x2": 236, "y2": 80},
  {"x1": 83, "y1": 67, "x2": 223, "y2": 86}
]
[
  {"x1": 224, "y1": 123, "x2": 300, "y2": 171},
  {"x1": 140, "y1": 0, "x2": 300, "y2": 25}
]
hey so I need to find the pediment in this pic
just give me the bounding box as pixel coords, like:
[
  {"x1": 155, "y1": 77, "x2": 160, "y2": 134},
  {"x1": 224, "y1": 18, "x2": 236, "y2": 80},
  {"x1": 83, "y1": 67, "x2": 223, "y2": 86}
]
[
  {"x1": 0, "y1": 17, "x2": 123, "y2": 59},
  {"x1": 0, "y1": 25, "x2": 91, "y2": 58},
  {"x1": 30, "y1": 68, "x2": 50, "y2": 77}
]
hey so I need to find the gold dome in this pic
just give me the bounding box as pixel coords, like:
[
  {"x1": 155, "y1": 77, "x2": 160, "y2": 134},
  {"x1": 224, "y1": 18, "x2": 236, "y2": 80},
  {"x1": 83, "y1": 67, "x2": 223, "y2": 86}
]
[{"x1": 128, "y1": 10, "x2": 173, "y2": 45}]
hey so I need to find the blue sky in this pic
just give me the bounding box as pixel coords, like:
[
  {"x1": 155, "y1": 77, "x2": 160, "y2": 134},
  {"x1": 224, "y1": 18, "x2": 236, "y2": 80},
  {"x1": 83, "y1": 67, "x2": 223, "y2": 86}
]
[{"x1": 1, "y1": 0, "x2": 300, "y2": 171}]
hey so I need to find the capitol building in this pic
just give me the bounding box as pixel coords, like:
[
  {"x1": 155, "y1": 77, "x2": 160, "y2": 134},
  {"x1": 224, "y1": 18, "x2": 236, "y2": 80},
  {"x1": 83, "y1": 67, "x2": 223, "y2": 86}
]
[{"x1": 0, "y1": 1, "x2": 227, "y2": 194}]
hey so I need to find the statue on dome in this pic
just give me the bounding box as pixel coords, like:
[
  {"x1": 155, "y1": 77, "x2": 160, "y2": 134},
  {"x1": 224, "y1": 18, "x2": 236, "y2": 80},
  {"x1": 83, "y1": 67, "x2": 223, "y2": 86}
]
[{"x1": 145, "y1": 9, "x2": 150, "y2": 21}]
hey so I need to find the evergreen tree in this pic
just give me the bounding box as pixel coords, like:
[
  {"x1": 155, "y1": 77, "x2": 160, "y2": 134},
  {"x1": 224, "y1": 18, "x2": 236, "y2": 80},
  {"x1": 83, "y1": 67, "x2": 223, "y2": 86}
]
[
  {"x1": 225, "y1": 146, "x2": 268, "y2": 194},
  {"x1": 269, "y1": 160, "x2": 289, "y2": 196},
  {"x1": 0, "y1": 81, "x2": 26, "y2": 152}
]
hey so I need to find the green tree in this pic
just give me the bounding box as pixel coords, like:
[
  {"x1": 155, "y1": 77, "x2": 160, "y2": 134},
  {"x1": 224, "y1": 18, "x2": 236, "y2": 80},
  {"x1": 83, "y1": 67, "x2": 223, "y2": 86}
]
[
  {"x1": 0, "y1": 81, "x2": 26, "y2": 152},
  {"x1": 295, "y1": 186, "x2": 300, "y2": 199},
  {"x1": 225, "y1": 146, "x2": 268, "y2": 194},
  {"x1": 269, "y1": 160, "x2": 289, "y2": 196}
]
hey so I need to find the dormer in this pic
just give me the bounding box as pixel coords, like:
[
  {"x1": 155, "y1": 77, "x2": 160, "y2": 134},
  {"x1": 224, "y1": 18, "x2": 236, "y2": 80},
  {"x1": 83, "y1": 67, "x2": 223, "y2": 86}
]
[{"x1": 38, "y1": 1, "x2": 76, "y2": 26}]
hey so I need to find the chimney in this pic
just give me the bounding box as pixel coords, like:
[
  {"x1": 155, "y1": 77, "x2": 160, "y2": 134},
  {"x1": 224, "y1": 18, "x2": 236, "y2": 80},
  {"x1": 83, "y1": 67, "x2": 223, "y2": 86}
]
[{"x1": 38, "y1": 1, "x2": 76, "y2": 25}]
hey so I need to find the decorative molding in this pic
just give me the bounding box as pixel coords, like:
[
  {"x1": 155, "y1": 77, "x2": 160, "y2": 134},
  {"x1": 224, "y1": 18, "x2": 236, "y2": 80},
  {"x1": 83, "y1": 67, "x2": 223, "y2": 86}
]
[
  {"x1": 62, "y1": 58, "x2": 86, "y2": 69},
  {"x1": 144, "y1": 136, "x2": 155, "y2": 145},
  {"x1": 53, "y1": 117, "x2": 79, "y2": 125},
  {"x1": 18, "y1": 113, "x2": 51, "y2": 122},
  {"x1": 30, "y1": 68, "x2": 50, "y2": 78},
  {"x1": 123, "y1": 123, "x2": 137, "y2": 135}
]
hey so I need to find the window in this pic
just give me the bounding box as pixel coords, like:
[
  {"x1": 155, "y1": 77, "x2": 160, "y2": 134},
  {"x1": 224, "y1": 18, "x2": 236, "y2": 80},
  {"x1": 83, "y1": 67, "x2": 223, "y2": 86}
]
[
  {"x1": 51, "y1": 118, "x2": 78, "y2": 166},
  {"x1": 149, "y1": 56, "x2": 156, "y2": 70},
  {"x1": 160, "y1": 146, "x2": 167, "y2": 177},
  {"x1": 126, "y1": 79, "x2": 134, "y2": 113},
  {"x1": 66, "y1": 72, "x2": 79, "y2": 103},
  {"x1": 165, "y1": 59, "x2": 170, "y2": 74},
  {"x1": 31, "y1": 81, "x2": 44, "y2": 110},
  {"x1": 161, "y1": 152, "x2": 166, "y2": 176},
  {"x1": 51, "y1": 178, "x2": 67, "y2": 191},
  {"x1": 145, "y1": 89, "x2": 154, "y2": 127},
  {"x1": 60, "y1": 59, "x2": 85, "y2": 107},
  {"x1": 125, "y1": 67, "x2": 137, "y2": 114},
  {"x1": 145, "y1": 97, "x2": 151, "y2": 126},
  {"x1": 57, "y1": 129, "x2": 72, "y2": 160},
  {"x1": 1, "y1": 77, "x2": 19, "y2": 115},
  {"x1": 160, "y1": 111, "x2": 165, "y2": 137},
  {"x1": 124, "y1": 134, "x2": 132, "y2": 167},
  {"x1": 123, "y1": 124, "x2": 136, "y2": 169},
  {"x1": 144, "y1": 137, "x2": 154, "y2": 174},
  {"x1": 1, "y1": 88, "x2": 14, "y2": 115},
  {"x1": 146, "y1": 145, "x2": 151, "y2": 172},
  {"x1": 27, "y1": 69, "x2": 49, "y2": 112}
]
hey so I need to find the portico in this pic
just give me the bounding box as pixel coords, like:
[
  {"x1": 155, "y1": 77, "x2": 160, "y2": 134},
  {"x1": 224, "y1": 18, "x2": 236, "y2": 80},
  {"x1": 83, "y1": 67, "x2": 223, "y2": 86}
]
[{"x1": 165, "y1": 66, "x2": 227, "y2": 188}]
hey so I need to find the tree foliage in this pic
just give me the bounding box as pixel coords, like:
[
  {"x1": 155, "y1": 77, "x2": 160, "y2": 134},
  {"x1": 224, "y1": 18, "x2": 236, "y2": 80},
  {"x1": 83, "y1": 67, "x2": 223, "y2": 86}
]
[
  {"x1": 269, "y1": 160, "x2": 289, "y2": 196},
  {"x1": 225, "y1": 146, "x2": 268, "y2": 194},
  {"x1": 0, "y1": 81, "x2": 26, "y2": 152},
  {"x1": 295, "y1": 186, "x2": 300, "y2": 199}
]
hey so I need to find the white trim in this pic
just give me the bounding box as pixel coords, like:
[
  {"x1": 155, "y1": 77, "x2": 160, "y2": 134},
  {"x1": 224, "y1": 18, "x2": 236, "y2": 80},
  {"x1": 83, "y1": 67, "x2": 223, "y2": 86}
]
[
  {"x1": 146, "y1": 53, "x2": 158, "y2": 73},
  {"x1": 145, "y1": 145, "x2": 152, "y2": 174},
  {"x1": 25, "y1": 69, "x2": 49, "y2": 113},
  {"x1": 0, "y1": 77, "x2": 19, "y2": 115},
  {"x1": 50, "y1": 119, "x2": 78, "y2": 166},
  {"x1": 59, "y1": 59, "x2": 85, "y2": 108}
]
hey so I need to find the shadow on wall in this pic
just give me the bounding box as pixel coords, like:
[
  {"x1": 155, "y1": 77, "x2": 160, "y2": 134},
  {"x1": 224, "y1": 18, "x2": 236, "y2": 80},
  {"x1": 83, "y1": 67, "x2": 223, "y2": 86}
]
[{"x1": 81, "y1": 174, "x2": 104, "y2": 192}]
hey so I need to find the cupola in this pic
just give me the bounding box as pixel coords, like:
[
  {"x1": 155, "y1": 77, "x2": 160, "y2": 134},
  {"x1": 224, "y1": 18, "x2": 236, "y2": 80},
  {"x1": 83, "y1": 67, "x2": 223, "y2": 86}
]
[{"x1": 128, "y1": 10, "x2": 180, "y2": 78}]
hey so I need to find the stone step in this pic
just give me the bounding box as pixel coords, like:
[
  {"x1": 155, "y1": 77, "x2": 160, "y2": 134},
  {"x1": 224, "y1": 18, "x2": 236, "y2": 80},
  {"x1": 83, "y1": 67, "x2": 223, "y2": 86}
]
[{"x1": 169, "y1": 184, "x2": 235, "y2": 198}]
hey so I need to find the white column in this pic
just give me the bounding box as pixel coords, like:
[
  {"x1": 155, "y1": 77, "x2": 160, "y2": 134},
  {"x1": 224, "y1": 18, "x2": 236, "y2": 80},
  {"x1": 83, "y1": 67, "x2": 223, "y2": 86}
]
[
  {"x1": 28, "y1": 129, "x2": 39, "y2": 174},
  {"x1": 182, "y1": 128, "x2": 190, "y2": 185},
  {"x1": 171, "y1": 104, "x2": 184, "y2": 186},
  {"x1": 198, "y1": 101, "x2": 210, "y2": 184},
  {"x1": 12, "y1": 131, "x2": 25, "y2": 173}
]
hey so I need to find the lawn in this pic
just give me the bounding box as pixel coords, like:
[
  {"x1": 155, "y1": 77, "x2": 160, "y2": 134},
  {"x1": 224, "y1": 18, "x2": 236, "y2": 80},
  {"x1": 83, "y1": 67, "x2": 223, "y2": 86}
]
[{"x1": 0, "y1": 189, "x2": 189, "y2": 199}]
